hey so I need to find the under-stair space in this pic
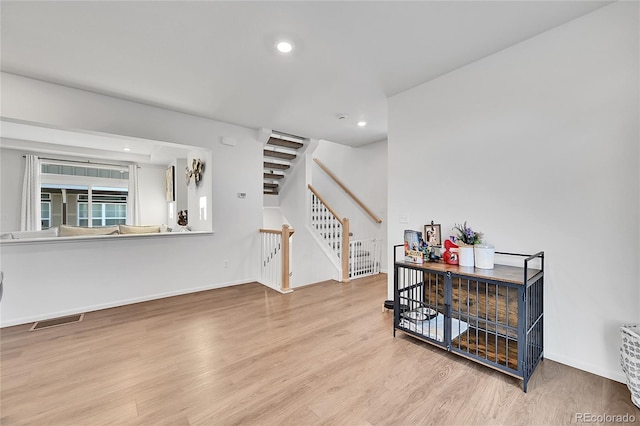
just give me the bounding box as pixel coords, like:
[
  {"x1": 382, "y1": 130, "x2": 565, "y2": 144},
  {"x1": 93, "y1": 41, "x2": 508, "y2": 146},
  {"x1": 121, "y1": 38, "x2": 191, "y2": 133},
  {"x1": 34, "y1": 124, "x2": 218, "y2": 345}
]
[{"x1": 263, "y1": 133, "x2": 306, "y2": 195}]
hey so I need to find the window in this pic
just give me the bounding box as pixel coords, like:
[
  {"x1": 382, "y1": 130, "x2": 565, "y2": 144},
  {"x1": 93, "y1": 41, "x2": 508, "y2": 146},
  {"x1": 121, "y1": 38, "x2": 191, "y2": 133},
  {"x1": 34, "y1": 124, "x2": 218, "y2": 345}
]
[
  {"x1": 41, "y1": 193, "x2": 52, "y2": 229},
  {"x1": 77, "y1": 193, "x2": 127, "y2": 226},
  {"x1": 40, "y1": 160, "x2": 129, "y2": 228}
]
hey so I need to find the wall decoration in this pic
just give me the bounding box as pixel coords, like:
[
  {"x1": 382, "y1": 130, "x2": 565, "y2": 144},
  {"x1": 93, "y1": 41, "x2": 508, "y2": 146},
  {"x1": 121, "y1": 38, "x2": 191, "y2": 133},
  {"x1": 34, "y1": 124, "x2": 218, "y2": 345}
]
[
  {"x1": 165, "y1": 165, "x2": 175, "y2": 202},
  {"x1": 185, "y1": 158, "x2": 205, "y2": 186},
  {"x1": 177, "y1": 209, "x2": 188, "y2": 226},
  {"x1": 424, "y1": 221, "x2": 441, "y2": 246}
]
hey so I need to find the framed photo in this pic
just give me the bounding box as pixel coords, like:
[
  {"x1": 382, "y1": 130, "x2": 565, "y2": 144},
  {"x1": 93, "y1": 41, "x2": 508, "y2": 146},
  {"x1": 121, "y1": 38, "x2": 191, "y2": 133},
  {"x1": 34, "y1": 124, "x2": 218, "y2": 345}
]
[
  {"x1": 165, "y1": 165, "x2": 175, "y2": 202},
  {"x1": 424, "y1": 223, "x2": 442, "y2": 246}
]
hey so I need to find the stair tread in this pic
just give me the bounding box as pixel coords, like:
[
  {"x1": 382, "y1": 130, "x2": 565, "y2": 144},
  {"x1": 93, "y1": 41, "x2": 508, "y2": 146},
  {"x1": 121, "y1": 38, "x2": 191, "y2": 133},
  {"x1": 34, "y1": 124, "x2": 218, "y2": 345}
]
[
  {"x1": 267, "y1": 137, "x2": 304, "y2": 150},
  {"x1": 264, "y1": 149, "x2": 296, "y2": 160},
  {"x1": 264, "y1": 172, "x2": 285, "y2": 179},
  {"x1": 264, "y1": 182, "x2": 278, "y2": 188},
  {"x1": 264, "y1": 162, "x2": 290, "y2": 170}
]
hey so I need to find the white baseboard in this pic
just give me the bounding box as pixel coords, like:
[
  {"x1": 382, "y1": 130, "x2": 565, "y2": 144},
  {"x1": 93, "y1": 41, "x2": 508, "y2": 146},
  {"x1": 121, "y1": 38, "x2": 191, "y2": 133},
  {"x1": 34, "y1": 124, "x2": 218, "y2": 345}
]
[
  {"x1": 544, "y1": 351, "x2": 627, "y2": 384},
  {"x1": 0, "y1": 278, "x2": 253, "y2": 328}
]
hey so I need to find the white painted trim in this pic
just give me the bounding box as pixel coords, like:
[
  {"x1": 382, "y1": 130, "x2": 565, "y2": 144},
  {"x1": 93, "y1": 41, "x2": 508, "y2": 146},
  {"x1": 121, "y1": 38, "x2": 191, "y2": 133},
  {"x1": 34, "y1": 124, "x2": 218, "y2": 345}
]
[
  {"x1": 0, "y1": 278, "x2": 252, "y2": 328},
  {"x1": 544, "y1": 351, "x2": 626, "y2": 384}
]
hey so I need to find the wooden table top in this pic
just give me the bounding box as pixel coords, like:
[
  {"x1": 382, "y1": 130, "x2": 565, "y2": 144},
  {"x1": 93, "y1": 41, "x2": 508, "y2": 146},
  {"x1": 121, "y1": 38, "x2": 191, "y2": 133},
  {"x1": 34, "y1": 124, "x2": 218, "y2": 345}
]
[{"x1": 394, "y1": 259, "x2": 542, "y2": 285}]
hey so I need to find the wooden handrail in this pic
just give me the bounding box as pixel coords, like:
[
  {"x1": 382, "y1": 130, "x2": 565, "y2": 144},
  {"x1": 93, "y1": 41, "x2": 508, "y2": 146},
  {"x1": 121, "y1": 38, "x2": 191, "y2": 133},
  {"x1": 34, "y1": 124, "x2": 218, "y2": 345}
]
[
  {"x1": 307, "y1": 184, "x2": 344, "y2": 226},
  {"x1": 259, "y1": 228, "x2": 295, "y2": 236},
  {"x1": 313, "y1": 158, "x2": 382, "y2": 224}
]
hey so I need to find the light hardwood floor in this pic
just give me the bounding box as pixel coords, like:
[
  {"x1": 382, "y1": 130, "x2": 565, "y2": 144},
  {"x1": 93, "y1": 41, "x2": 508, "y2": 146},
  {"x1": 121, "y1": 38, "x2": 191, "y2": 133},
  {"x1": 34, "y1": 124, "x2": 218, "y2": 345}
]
[{"x1": 1, "y1": 274, "x2": 638, "y2": 425}]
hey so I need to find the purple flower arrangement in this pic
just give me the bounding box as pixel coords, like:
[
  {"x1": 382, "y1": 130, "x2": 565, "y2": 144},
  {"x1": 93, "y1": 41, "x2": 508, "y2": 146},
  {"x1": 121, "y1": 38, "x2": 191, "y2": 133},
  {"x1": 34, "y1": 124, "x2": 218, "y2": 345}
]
[{"x1": 452, "y1": 221, "x2": 484, "y2": 246}]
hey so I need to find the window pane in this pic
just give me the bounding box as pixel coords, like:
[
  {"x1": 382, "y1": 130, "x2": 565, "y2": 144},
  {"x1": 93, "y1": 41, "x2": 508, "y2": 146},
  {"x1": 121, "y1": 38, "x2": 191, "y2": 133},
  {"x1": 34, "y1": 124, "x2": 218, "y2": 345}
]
[
  {"x1": 78, "y1": 219, "x2": 88, "y2": 227},
  {"x1": 92, "y1": 219, "x2": 102, "y2": 227}
]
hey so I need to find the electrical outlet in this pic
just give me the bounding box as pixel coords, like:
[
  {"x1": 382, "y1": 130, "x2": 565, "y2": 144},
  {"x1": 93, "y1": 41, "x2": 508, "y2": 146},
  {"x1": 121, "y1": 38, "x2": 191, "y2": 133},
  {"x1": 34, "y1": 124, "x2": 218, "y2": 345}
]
[{"x1": 399, "y1": 215, "x2": 409, "y2": 224}]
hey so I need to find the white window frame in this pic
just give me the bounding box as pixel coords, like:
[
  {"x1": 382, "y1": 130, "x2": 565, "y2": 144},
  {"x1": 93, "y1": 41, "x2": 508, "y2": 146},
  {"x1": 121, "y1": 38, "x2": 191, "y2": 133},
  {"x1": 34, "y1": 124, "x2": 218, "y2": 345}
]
[{"x1": 41, "y1": 161, "x2": 128, "y2": 228}]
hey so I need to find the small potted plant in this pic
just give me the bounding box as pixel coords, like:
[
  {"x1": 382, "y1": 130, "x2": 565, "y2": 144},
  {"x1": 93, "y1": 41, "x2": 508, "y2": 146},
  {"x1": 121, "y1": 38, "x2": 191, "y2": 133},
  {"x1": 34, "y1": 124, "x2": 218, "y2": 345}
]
[{"x1": 452, "y1": 222, "x2": 483, "y2": 267}]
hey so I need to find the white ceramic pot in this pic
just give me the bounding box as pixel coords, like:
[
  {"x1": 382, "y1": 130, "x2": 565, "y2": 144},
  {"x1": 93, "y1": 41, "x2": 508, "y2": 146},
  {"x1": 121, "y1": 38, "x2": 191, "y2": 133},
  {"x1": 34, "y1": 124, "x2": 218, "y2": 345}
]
[
  {"x1": 458, "y1": 245, "x2": 475, "y2": 267},
  {"x1": 474, "y1": 245, "x2": 495, "y2": 269}
]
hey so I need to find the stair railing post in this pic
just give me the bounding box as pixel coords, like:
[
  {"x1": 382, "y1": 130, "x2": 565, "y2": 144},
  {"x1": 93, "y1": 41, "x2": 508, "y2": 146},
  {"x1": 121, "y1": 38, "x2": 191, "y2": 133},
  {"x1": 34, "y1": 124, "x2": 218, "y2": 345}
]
[
  {"x1": 341, "y1": 218, "x2": 350, "y2": 282},
  {"x1": 281, "y1": 224, "x2": 291, "y2": 292}
]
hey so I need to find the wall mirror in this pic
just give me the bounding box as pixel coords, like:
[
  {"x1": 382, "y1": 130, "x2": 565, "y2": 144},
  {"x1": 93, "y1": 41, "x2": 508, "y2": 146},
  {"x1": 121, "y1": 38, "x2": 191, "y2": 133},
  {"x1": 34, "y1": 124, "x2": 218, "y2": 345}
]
[{"x1": 0, "y1": 117, "x2": 213, "y2": 242}]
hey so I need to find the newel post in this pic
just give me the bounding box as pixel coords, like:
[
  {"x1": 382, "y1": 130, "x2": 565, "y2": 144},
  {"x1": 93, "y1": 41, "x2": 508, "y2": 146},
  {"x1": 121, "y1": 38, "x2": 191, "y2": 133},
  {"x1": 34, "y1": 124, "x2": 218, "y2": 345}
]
[
  {"x1": 341, "y1": 218, "x2": 350, "y2": 282},
  {"x1": 281, "y1": 224, "x2": 291, "y2": 292}
]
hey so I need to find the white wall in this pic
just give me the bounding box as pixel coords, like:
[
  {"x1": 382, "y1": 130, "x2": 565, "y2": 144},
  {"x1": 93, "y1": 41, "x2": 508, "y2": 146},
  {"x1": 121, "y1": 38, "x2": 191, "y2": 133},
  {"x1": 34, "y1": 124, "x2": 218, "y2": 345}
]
[
  {"x1": 0, "y1": 73, "x2": 263, "y2": 326},
  {"x1": 312, "y1": 139, "x2": 388, "y2": 271},
  {"x1": 135, "y1": 164, "x2": 167, "y2": 226},
  {"x1": 388, "y1": 2, "x2": 639, "y2": 383}
]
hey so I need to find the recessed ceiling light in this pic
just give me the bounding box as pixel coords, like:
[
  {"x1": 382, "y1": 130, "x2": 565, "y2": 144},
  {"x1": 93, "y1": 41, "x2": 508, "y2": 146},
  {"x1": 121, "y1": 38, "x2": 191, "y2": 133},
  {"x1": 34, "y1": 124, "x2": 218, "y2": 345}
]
[
  {"x1": 123, "y1": 147, "x2": 131, "y2": 151},
  {"x1": 357, "y1": 121, "x2": 367, "y2": 127},
  {"x1": 276, "y1": 41, "x2": 294, "y2": 54}
]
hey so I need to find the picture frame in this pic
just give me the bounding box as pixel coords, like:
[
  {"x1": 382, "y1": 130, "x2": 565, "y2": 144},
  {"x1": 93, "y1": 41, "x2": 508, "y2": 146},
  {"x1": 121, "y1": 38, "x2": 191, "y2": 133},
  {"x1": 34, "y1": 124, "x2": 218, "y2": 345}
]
[
  {"x1": 424, "y1": 223, "x2": 442, "y2": 246},
  {"x1": 165, "y1": 165, "x2": 175, "y2": 202}
]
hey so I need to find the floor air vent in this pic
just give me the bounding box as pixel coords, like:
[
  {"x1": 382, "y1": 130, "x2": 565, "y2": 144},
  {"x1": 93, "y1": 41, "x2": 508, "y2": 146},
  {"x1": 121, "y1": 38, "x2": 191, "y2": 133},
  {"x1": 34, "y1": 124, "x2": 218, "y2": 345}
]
[{"x1": 30, "y1": 313, "x2": 84, "y2": 331}]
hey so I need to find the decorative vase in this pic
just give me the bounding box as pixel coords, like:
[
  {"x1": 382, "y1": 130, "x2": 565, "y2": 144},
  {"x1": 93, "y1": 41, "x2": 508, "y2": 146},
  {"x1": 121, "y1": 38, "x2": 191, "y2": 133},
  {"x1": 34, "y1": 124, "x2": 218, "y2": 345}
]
[
  {"x1": 474, "y1": 244, "x2": 495, "y2": 269},
  {"x1": 458, "y1": 245, "x2": 475, "y2": 267}
]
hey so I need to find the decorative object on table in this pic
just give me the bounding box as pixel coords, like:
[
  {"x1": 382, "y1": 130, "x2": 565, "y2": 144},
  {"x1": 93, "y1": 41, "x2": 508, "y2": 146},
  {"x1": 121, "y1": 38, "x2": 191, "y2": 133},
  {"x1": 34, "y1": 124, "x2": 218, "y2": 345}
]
[
  {"x1": 443, "y1": 239, "x2": 459, "y2": 265},
  {"x1": 165, "y1": 165, "x2": 175, "y2": 202},
  {"x1": 474, "y1": 244, "x2": 495, "y2": 269},
  {"x1": 452, "y1": 221, "x2": 483, "y2": 267},
  {"x1": 620, "y1": 324, "x2": 640, "y2": 408},
  {"x1": 403, "y1": 229, "x2": 425, "y2": 264},
  {"x1": 428, "y1": 246, "x2": 440, "y2": 261},
  {"x1": 185, "y1": 158, "x2": 205, "y2": 186},
  {"x1": 423, "y1": 221, "x2": 442, "y2": 246},
  {"x1": 177, "y1": 209, "x2": 188, "y2": 226}
]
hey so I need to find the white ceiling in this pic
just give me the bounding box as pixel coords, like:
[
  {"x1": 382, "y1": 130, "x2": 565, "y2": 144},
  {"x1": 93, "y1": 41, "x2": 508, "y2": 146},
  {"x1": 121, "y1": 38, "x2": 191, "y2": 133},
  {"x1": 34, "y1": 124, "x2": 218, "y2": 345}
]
[{"x1": 1, "y1": 1, "x2": 611, "y2": 147}]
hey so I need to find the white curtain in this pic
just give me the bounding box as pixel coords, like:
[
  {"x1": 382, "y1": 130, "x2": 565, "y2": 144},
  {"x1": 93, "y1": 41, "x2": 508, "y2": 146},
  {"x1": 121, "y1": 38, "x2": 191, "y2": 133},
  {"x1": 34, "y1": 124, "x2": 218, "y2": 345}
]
[
  {"x1": 127, "y1": 164, "x2": 141, "y2": 225},
  {"x1": 20, "y1": 155, "x2": 41, "y2": 231}
]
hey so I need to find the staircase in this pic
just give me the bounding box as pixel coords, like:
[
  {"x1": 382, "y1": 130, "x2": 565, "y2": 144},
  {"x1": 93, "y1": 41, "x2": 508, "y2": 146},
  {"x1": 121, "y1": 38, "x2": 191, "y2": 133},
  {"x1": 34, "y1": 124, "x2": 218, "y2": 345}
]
[
  {"x1": 308, "y1": 185, "x2": 381, "y2": 281},
  {"x1": 263, "y1": 132, "x2": 306, "y2": 195}
]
